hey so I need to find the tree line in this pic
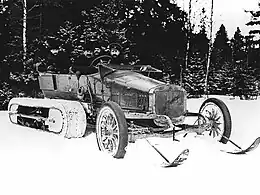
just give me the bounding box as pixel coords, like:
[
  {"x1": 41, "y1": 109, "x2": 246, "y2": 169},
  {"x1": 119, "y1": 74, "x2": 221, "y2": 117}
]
[{"x1": 0, "y1": 0, "x2": 260, "y2": 109}]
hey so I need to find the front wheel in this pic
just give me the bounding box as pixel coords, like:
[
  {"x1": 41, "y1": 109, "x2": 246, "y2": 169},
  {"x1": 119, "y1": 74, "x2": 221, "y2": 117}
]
[
  {"x1": 96, "y1": 101, "x2": 128, "y2": 158},
  {"x1": 199, "y1": 98, "x2": 232, "y2": 144}
]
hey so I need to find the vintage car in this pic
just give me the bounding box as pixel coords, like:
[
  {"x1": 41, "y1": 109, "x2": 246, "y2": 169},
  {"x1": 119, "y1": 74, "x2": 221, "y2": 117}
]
[{"x1": 8, "y1": 54, "x2": 233, "y2": 159}]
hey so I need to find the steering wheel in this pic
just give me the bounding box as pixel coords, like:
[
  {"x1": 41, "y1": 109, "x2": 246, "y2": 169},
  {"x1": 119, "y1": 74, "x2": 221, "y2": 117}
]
[{"x1": 90, "y1": 55, "x2": 112, "y2": 68}]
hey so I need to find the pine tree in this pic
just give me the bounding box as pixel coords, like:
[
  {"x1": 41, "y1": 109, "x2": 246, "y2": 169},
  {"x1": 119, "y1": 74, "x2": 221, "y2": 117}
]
[
  {"x1": 209, "y1": 24, "x2": 232, "y2": 94},
  {"x1": 245, "y1": 3, "x2": 260, "y2": 73},
  {"x1": 0, "y1": 1, "x2": 14, "y2": 109},
  {"x1": 183, "y1": 50, "x2": 206, "y2": 97},
  {"x1": 229, "y1": 27, "x2": 259, "y2": 99},
  {"x1": 211, "y1": 24, "x2": 232, "y2": 68},
  {"x1": 77, "y1": 0, "x2": 137, "y2": 65},
  {"x1": 0, "y1": 0, "x2": 11, "y2": 81},
  {"x1": 36, "y1": 0, "x2": 137, "y2": 71},
  {"x1": 183, "y1": 27, "x2": 209, "y2": 97},
  {"x1": 246, "y1": 2, "x2": 260, "y2": 48},
  {"x1": 126, "y1": 0, "x2": 187, "y2": 79},
  {"x1": 231, "y1": 28, "x2": 246, "y2": 62},
  {"x1": 230, "y1": 27, "x2": 246, "y2": 97},
  {"x1": 246, "y1": 4, "x2": 260, "y2": 99}
]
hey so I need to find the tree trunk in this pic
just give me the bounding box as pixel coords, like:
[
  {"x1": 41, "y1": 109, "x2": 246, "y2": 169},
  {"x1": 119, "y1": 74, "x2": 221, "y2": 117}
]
[
  {"x1": 204, "y1": 0, "x2": 214, "y2": 96},
  {"x1": 184, "y1": 0, "x2": 192, "y2": 70},
  {"x1": 23, "y1": 0, "x2": 27, "y2": 62}
]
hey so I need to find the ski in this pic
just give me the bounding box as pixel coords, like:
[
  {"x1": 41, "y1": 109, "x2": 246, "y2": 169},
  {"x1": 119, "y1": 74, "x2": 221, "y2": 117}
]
[
  {"x1": 162, "y1": 149, "x2": 189, "y2": 168},
  {"x1": 146, "y1": 139, "x2": 189, "y2": 168},
  {"x1": 222, "y1": 137, "x2": 260, "y2": 155}
]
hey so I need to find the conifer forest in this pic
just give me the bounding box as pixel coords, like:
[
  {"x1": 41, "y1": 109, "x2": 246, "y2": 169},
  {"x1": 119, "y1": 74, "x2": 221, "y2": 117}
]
[{"x1": 1, "y1": 0, "x2": 260, "y2": 110}]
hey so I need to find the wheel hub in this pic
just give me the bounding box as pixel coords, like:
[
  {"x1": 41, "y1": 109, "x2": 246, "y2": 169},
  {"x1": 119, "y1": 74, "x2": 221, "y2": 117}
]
[{"x1": 205, "y1": 109, "x2": 222, "y2": 138}]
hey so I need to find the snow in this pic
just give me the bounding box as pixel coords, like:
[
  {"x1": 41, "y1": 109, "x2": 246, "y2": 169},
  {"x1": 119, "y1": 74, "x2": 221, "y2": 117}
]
[{"x1": 1, "y1": 96, "x2": 260, "y2": 195}]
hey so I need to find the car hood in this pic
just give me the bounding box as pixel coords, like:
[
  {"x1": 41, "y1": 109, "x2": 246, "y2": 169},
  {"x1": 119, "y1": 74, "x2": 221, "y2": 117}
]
[{"x1": 104, "y1": 70, "x2": 165, "y2": 93}]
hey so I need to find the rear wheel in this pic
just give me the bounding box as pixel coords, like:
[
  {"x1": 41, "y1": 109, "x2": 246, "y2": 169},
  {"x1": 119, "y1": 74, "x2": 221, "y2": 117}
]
[
  {"x1": 199, "y1": 98, "x2": 232, "y2": 144},
  {"x1": 96, "y1": 102, "x2": 128, "y2": 158}
]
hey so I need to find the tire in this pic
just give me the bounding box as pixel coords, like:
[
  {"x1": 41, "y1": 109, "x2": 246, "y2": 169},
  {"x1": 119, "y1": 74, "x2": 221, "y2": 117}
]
[
  {"x1": 199, "y1": 98, "x2": 232, "y2": 144},
  {"x1": 96, "y1": 101, "x2": 128, "y2": 158}
]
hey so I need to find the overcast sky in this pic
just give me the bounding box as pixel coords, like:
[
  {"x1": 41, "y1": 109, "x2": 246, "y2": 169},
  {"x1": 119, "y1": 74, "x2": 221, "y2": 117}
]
[{"x1": 176, "y1": 0, "x2": 259, "y2": 38}]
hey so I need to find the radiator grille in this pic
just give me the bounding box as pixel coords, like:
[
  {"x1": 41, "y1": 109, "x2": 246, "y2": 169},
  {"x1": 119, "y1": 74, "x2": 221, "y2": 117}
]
[{"x1": 154, "y1": 85, "x2": 186, "y2": 118}]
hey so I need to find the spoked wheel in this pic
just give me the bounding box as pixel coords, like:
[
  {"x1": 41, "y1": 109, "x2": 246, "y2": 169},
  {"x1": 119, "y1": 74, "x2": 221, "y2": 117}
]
[
  {"x1": 96, "y1": 101, "x2": 128, "y2": 158},
  {"x1": 199, "y1": 98, "x2": 232, "y2": 144}
]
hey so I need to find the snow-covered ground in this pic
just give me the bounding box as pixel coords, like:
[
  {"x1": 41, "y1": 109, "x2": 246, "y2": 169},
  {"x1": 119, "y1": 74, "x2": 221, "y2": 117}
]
[{"x1": 0, "y1": 96, "x2": 260, "y2": 195}]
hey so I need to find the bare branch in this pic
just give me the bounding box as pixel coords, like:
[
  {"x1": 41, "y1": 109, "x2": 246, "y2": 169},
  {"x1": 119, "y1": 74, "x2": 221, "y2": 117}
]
[{"x1": 28, "y1": 4, "x2": 40, "y2": 13}]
